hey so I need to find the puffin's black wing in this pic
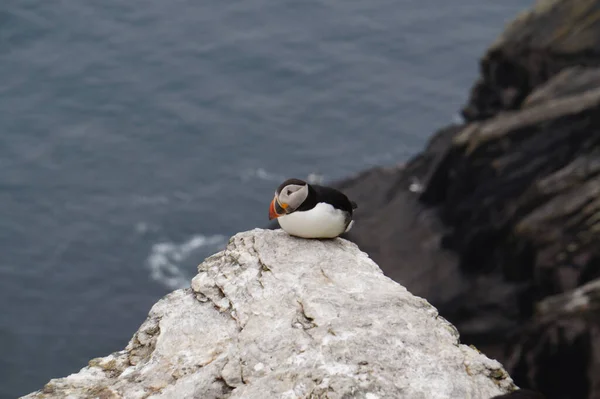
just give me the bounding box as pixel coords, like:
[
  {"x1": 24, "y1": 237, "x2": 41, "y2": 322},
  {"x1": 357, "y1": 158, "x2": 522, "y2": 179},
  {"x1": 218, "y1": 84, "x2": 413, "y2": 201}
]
[{"x1": 310, "y1": 185, "x2": 355, "y2": 214}]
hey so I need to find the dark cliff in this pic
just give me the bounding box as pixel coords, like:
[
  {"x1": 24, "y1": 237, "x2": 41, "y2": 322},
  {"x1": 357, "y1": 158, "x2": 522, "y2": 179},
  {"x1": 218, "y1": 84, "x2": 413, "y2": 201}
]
[{"x1": 338, "y1": 0, "x2": 600, "y2": 398}]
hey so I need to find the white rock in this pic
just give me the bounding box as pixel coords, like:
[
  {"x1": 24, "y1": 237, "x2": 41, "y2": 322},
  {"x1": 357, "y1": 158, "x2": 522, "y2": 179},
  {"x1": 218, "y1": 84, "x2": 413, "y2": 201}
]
[{"x1": 22, "y1": 229, "x2": 515, "y2": 399}]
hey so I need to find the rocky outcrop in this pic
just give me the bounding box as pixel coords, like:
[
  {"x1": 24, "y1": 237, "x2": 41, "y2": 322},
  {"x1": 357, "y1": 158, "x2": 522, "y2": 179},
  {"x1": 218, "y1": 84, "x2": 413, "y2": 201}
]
[
  {"x1": 505, "y1": 278, "x2": 600, "y2": 399},
  {"x1": 492, "y1": 391, "x2": 547, "y2": 399},
  {"x1": 336, "y1": 0, "x2": 600, "y2": 398},
  {"x1": 22, "y1": 229, "x2": 516, "y2": 399},
  {"x1": 462, "y1": 0, "x2": 600, "y2": 121}
]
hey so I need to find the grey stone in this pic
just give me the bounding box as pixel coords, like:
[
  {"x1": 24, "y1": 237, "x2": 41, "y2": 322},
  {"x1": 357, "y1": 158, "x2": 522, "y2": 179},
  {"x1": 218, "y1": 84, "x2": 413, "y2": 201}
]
[
  {"x1": 22, "y1": 229, "x2": 515, "y2": 399},
  {"x1": 504, "y1": 277, "x2": 600, "y2": 398},
  {"x1": 328, "y1": 1, "x2": 600, "y2": 396},
  {"x1": 462, "y1": 0, "x2": 600, "y2": 121}
]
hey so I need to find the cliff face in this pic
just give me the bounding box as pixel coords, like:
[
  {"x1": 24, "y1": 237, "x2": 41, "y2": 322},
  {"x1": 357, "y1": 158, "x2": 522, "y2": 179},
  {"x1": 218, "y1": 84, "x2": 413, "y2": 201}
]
[
  {"x1": 340, "y1": 0, "x2": 600, "y2": 397},
  {"x1": 462, "y1": 0, "x2": 600, "y2": 121},
  {"x1": 22, "y1": 230, "x2": 515, "y2": 399},
  {"x1": 420, "y1": 66, "x2": 600, "y2": 399}
]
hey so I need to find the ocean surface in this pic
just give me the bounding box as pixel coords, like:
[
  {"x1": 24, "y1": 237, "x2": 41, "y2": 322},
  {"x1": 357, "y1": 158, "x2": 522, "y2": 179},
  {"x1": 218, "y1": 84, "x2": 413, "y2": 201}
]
[{"x1": 0, "y1": 1, "x2": 530, "y2": 397}]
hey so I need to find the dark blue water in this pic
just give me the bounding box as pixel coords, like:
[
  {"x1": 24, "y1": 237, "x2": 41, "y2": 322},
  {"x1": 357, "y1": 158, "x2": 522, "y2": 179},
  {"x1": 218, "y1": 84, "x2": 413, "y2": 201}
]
[{"x1": 0, "y1": 1, "x2": 530, "y2": 397}]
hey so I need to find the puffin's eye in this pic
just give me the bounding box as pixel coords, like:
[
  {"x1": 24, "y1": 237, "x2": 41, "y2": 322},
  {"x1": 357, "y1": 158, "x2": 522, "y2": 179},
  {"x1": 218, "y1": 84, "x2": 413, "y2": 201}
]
[{"x1": 286, "y1": 189, "x2": 293, "y2": 196}]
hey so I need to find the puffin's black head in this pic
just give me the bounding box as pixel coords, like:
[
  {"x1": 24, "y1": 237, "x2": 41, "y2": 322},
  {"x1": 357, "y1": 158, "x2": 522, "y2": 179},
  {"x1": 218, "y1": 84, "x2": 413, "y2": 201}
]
[{"x1": 269, "y1": 178, "x2": 309, "y2": 220}]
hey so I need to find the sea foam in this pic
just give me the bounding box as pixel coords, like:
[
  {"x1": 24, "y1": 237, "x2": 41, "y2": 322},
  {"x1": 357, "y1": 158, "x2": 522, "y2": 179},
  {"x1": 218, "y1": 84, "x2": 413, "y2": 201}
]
[{"x1": 147, "y1": 234, "x2": 227, "y2": 290}]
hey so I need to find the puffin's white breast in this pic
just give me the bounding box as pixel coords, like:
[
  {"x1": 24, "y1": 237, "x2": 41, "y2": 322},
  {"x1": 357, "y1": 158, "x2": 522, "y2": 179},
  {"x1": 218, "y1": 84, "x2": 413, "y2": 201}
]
[{"x1": 277, "y1": 202, "x2": 350, "y2": 238}]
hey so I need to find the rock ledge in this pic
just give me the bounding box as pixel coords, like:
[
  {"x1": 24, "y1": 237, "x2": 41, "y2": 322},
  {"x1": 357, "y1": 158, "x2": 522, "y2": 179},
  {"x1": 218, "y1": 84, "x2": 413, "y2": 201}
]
[{"x1": 23, "y1": 229, "x2": 515, "y2": 399}]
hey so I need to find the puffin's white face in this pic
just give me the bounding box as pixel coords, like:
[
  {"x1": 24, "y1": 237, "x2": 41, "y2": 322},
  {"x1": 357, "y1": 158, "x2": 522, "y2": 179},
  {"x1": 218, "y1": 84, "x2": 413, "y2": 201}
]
[{"x1": 268, "y1": 179, "x2": 309, "y2": 220}]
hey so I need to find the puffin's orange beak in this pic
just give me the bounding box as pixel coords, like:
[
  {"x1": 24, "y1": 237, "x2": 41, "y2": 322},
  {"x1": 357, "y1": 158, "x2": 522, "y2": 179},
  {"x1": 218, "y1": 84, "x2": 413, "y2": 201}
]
[
  {"x1": 269, "y1": 199, "x2": 278, "y2": 220},
  {"x1": 269, "y1": 197, "x2": 287, "y2": 220}
]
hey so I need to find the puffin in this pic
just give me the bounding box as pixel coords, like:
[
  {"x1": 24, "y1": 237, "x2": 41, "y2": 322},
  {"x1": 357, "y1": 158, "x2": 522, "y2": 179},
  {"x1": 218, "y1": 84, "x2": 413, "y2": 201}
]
[{"x1": 268, "y1": 178, "x2": 357, "y2": 238}]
